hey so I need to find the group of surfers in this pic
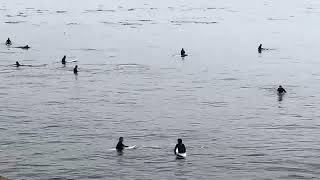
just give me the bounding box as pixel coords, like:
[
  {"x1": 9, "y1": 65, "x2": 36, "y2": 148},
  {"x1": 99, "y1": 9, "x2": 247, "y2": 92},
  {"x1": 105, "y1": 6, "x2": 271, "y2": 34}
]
[
  {"x1": 6, "y1": 38, "x2": 78, "y2": 74},
  {"x1": 116, "y1": 137, "x2": 187, "y2": 156},
  {"x1": 6, "y1": 38, "x2": 287, "y2": 93}
]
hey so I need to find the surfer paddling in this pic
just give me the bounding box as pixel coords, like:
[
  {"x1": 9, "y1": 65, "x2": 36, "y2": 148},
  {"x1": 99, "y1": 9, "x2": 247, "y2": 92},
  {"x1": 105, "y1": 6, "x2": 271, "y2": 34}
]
[
  {"x1": 116, "y1": 137, "x2": 128, "y2": 152},
  {"x1": 14, "y1": 45, "x2": 30, "y2": 49}
]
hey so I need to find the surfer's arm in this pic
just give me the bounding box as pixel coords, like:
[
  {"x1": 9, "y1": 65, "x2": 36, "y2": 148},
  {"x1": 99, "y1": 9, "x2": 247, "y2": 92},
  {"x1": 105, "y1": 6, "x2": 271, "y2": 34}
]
[{"x1": 174, "y1": 145, "x2": 178, "y2": 154}]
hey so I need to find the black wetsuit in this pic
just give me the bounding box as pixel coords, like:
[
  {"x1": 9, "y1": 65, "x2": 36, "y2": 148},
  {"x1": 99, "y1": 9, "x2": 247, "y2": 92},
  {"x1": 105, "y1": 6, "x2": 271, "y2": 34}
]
[
  {"x1": 277, "y1": 87, "x2": 286, "y2": 93},
  {"x1": 181, "y1": 49, "x2": 186, "y2": 57},
  {"x1": 174, "y1": 143, "x2": 186, "y2": 154},
  {"x1": 258, "y1": 45, "x2": 262, "y2": 53},
  {"x1": 116, "y1": 142, "x2": 127, "y2": 151},
  {"x1": 73, "y1": 66, "x2": 78, "y2": 74},
  {"x1": 62, "y1": 56, "x2": 66, "y2": 65},
  {"x1": 6, "y1": 39, "x2": 11, "y2": 46}
]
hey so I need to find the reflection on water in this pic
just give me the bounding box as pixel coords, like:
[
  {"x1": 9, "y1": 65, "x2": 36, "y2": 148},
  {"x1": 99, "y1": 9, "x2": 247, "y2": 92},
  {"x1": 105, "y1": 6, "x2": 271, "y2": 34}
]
[{"x1": 1, "y1": 0, "x2": 320, "y2": 179}]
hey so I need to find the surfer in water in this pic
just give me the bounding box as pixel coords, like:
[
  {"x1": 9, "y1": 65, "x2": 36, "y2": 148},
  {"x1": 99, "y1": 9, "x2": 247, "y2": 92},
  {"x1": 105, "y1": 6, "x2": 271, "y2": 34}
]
[
  {"x1": 116, "y1": 137, "x2": 128, "y2": 152},
  {"x1": 15, "y1": 61, "x2": 21, "y2": 67},
  {"x1": 73, "y1": 65, "x2": 78, "y2": 74},
  {"x1": 277, "y1": 85, "x2": 286, "y2": 94},
  {"x1": 62, "y1": 55, "x2": 66, "y2": 65},
  {"x1": 258, "y1": 44, "x2": 263, "y2": 53},
  {"x1": 15, "y1": 45, "x2": 30, "y2": 49},
  {"x1": 6, "y1": 38, "x2": 12, "y2": 46},
  {"x1": 174, "y1": 138, "x2": 186, "y2": 155},
  {"x1": 181, "y1": 48, "x2": 186, "y2": 57}
]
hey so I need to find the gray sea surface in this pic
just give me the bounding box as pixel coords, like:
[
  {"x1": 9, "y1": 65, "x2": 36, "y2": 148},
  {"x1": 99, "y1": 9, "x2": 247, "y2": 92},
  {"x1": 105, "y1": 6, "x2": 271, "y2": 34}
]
[{"x1": 1, "y1": 0, "x2": 320, "y2": 179}]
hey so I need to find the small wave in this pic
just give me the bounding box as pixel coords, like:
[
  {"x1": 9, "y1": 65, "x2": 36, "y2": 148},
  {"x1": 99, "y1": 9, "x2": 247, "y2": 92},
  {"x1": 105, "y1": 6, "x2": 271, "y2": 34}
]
[
  {"x1": 220, "y1": 78, "x2": 239, "y2": 81},
  {"x1": 56, "y1": 10, "x2": 67, "y2": 13},
  {"x1": 171, "y1": 20, "x2": 217, "y2": 24},
  {"x1": 66, "y1": 22, "x2": 79, "y2": 25},
  {"x1": 0, "y1": 51, "x2": 18, "y2": 54},
  {"x1": 207, "y1": 7, "x2": 226, "y2": 10},
  {"x1": 100, "y1": 21, "x2": 117, "y2": 25},
  {"x1": 119, "y1": 21, "x2": 143, "y2": 26},
  {"x1": 267, "y1": 18, "x2": 288, "y2": 21},
  {"x1": 245, "y1": 153, "x2": 266, "y2": 157},
  {"x1": 138, "y1": 19, "x2": 152, "y2": 22},
  {"x1": 84, "y1": 9, "x2": 115, "y2": 13},
  {"x1": 36, "y1": 9, "x2": 49, "y2": 13},
  {"x1": 5, "y1": 21, "x2": 26, "y2": 24},
  {"x1": 71, "y1": 48, "x2": 102, "y2": 51}
]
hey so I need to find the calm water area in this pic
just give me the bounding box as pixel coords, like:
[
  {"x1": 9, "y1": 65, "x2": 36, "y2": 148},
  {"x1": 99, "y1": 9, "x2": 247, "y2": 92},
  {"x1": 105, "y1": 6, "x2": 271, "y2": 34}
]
[{"x1": 1, "y1": 0, "x2": 320, "y2": 179}]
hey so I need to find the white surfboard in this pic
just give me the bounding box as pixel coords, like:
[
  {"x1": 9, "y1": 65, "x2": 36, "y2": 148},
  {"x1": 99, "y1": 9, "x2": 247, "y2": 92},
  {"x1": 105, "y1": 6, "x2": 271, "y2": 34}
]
[
  {"x1": 175, "y1": 149, "x2": 187, "y2": 159},
  {"x1": 68, "y1": 59, "x2": 78, "y2": 63},
  {"x1": 108, "y1": 145, "x2": 136, "y2": 151},
  {"x1": 125, "y1": 145, "x2": 137, "y2": 150}
]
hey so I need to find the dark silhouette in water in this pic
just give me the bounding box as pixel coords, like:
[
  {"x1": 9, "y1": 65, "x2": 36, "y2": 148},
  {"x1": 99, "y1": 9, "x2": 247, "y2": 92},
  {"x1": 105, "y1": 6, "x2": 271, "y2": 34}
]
[
  {"x1": 14, "y1": 61, "x2": 44, "y2": 67},
  {"x1": 116, "y1": 137, "x2": 128, "y2": 152},
  {"x1": 277, "y1": 85, "x2": 286, "y2": 94},
  {"x1": 73, "y1": 65, "x2": 78, "y2": 74},
  {"x1": 15, "y1": 45, "x2": 30, "y2": 49},
  {"x1": 258, "y1": 44, "x2": 263, "y2": 53},
  {"x1": 6, "y1": 38, "x2": 12, "y2": 46},
  {"x1": 62, "y1": 56, "x2": 66, "y2": 65},
  {"x1": 181, "y1": 48, "x2": 187, "y2": 57},
  {"x1": 174, "y1": 138, "x2": 186, "y2": 154},
  {"x1": 278, "y1": 93, "x2": 284, "y2": 102},
  {"x1": 15, "y1": 61, "x2": 21, "y2": 67}
]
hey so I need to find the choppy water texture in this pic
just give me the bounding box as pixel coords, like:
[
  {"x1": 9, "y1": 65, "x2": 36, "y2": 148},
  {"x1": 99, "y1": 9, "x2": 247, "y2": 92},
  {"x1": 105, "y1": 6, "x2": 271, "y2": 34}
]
[{"x1": 1, "y1": 0, "x2": 320, "y2": 179}]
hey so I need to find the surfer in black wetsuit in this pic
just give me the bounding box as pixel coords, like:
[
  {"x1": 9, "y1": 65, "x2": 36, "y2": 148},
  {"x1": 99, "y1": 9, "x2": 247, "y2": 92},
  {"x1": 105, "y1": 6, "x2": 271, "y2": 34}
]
[
  {"x1": 277, "y1": 85, "x2": 286, "y2": 94},
  {"x1": 116, "y1": 137, "x2": 128, "y2": 152},
  {"x1": 73, "y1": 65, "x2": 78, "y2": 74},
  {"x1": 6, "y1": 38, "x2": 12, "y2": 46},
  {"x1": 181, "y1": 48, "x2": 186, "y2": 57},
  {"x1": 258, "y1": 44, "x2": 263, "y2": 53},
  {"x1": 174, "y1": 138, "x2": 186, "y2": 154},
  {"x1": 62, "y1": 55, "x2": 66, "y2": 65},
  {"x1": 15, "y1": 61, "x2": 21, "y2": 67}
]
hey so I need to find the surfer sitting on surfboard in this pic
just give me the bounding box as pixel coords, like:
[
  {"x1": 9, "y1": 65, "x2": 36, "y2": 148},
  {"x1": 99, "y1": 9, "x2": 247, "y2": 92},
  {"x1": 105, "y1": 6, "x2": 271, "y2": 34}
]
[
  {"x1": 174, "y1": 138, "x2": 186, "y2": 155},
  {"x1": 116, "y1": 137, "x2": 128, "y2": 152},
  {"x1": 6, "y1": 38, "x2": 12, "y2": 46},
  {"x1": 62, "y1": 55, "x2": 66, "y2": 65},
  {"x1": 15, "y1": 61, "x2": 21, "y2": 67},
  {"x1": 181, "y1": 48, "x2": 187, "y2": 57},
  {"x1": 258, "y1": 44, "x2": 263, "y2": 53}
]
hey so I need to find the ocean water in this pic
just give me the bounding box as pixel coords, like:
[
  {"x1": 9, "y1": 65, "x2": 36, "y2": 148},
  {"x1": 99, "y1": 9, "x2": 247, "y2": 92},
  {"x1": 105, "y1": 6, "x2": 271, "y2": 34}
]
[{"x1": 1, "y1": 0, "x2": 320, "y2": 179}]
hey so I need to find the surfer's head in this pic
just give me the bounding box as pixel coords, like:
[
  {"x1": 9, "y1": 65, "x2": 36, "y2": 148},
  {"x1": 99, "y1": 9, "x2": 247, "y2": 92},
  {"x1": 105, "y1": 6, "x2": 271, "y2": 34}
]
[
  {"x1": 177, "y1": 138, "x2": 182, "y2": 144},
  {"x1": 279, "y1": 85, "x2": 282, "y2": 88},
  {"x1": 119, "y1": 137, "x2": 123, "y2": 142}
]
